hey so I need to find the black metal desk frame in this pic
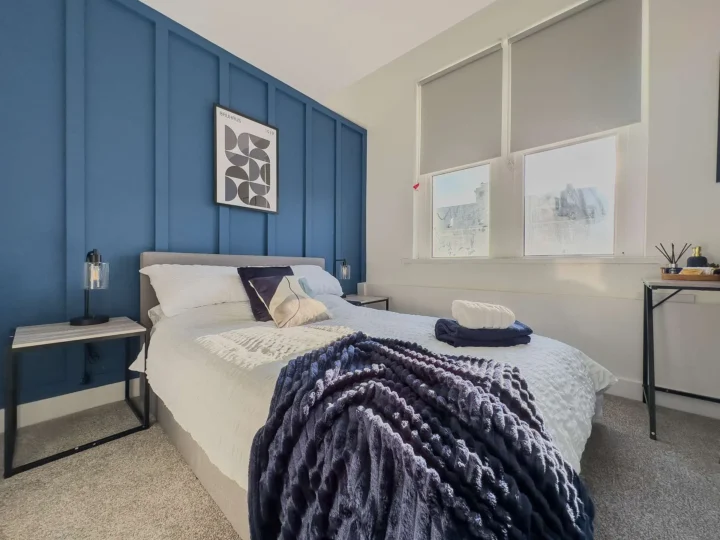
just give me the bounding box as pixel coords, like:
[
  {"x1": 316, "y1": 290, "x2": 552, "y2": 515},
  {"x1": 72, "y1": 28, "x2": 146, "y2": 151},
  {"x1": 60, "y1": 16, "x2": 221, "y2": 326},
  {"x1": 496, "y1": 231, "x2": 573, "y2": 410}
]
[
  {"x1": 643, "y1": 281, "x2": 720, "y2": 440},
  {"x1": 4, "y1": 329, "x2": 149, "y2": 478}
]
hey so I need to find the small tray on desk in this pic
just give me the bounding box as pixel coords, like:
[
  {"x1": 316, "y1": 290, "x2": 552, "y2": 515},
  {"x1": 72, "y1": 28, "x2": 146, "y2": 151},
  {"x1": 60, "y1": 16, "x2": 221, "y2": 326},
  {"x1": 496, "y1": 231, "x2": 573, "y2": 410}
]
[{"x1": 661, "y1": 273, "x2": 720, "y2": 281}]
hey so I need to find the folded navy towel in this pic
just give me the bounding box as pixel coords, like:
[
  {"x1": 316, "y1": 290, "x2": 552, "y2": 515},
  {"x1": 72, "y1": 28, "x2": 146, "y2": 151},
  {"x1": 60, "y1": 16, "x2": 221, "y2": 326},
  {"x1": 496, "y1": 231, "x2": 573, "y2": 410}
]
[{"x1": 435, "y1": 318, "x2": 533, "y2": 347}]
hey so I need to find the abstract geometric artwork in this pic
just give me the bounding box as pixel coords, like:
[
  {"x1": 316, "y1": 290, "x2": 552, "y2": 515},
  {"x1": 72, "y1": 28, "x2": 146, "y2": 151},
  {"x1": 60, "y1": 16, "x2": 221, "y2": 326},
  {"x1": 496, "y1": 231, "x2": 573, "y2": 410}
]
[{"x1": 215, "y1": 104, "x2": 278, "y2": 212}]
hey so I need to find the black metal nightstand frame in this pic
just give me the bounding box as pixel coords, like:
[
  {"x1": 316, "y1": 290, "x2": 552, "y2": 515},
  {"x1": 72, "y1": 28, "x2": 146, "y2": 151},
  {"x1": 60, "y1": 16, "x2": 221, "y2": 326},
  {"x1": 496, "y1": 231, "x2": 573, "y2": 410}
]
[
  {"x1": 347, "y1": 298, "x2": 390, "y2": 310},
  {"x1": 4, "y1": 329, "x2": 150, "y2": 478}
]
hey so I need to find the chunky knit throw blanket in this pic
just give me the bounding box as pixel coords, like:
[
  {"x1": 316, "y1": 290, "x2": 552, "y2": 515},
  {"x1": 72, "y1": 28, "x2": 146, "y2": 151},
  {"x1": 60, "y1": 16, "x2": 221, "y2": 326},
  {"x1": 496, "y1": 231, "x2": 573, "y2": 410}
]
[{"x1": 248, "y1": 332, "x2": 594, "y2": 540}]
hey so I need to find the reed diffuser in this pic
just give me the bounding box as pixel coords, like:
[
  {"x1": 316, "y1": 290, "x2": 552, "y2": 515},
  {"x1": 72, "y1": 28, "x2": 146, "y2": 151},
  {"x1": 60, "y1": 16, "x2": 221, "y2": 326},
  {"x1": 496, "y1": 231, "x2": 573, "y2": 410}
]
[{"x1": 655, "y1": 242, "x2": 691, "y2": 274}]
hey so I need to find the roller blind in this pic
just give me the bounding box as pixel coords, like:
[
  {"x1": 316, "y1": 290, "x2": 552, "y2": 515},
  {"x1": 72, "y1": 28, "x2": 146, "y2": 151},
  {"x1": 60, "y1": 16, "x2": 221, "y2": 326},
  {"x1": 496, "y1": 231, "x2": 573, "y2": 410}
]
[
  {"x1": 510, "y1": 0, "x2": 642, "y2": 152},
  {"x1": 420, "y1": 47, "x2": 502, "y2": 175}
]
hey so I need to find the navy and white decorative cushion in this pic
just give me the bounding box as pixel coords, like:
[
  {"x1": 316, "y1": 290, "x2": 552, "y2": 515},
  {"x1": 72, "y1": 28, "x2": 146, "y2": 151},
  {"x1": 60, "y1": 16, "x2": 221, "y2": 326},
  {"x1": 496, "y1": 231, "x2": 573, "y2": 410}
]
[
  {"x1": 249, "y1": 275, "x2": 331, "y2": 328},
  {"x1": 237, "y1": 266, "x2": 294, "y2": 321}
]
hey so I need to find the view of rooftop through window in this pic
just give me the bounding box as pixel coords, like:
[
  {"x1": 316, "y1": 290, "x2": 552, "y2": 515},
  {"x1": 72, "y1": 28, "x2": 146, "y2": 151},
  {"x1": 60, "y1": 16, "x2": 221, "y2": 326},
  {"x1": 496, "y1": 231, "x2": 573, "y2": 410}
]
[
  {"x1": 432, "y1": 164, "x2": 490, "y2": 258},
  {"x1": 524, "y1": 136, "x2": 617, "y2": 256}
]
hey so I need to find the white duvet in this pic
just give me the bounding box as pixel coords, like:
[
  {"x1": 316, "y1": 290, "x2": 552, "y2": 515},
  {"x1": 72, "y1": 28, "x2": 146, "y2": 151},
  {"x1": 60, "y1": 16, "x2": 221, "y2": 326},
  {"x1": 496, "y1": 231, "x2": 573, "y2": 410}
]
[{"x1": 145, "y1": 296, "x2": 616, "y2": 490}]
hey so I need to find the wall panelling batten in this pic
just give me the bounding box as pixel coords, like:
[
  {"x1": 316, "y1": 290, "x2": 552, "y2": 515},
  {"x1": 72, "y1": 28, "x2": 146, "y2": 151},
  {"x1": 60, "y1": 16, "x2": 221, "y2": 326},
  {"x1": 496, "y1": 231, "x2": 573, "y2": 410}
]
[
  {"x1": 218, "y1": 56, "x2": 230, "y2": 254},
  {"x1": 266, "y1": 82, "x2": 277, "y2": 256},
  {"x1": 304, "y1": 105, "x2": 314, "y2": 256},
  {"x1": 154, "y1": 21, "x2": 170, "y2": 251},
  {"x1": 65, "y1": 0, "x2": 86, "y2": 321}
]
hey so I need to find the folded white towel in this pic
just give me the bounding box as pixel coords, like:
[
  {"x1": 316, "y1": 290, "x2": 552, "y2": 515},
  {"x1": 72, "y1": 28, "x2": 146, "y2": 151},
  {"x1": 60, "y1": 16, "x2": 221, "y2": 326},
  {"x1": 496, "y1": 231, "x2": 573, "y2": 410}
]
[{"x1": 451, "y1": 300, "x2": 515, "y2": 330}]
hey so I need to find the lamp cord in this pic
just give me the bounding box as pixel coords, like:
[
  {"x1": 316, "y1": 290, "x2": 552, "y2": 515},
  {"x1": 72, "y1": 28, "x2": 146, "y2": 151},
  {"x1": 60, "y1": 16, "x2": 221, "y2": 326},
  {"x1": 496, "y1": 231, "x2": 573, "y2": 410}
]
[{"x1": 279, "y1": 277, "x2": 303, "y2": 329}]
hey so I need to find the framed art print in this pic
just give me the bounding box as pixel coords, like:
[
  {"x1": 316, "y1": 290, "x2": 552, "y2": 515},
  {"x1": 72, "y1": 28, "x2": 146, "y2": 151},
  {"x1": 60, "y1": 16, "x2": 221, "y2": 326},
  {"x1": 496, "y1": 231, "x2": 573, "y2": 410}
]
[{"x1": 215, "y1": 104, "x2": 278, "y2": 212}]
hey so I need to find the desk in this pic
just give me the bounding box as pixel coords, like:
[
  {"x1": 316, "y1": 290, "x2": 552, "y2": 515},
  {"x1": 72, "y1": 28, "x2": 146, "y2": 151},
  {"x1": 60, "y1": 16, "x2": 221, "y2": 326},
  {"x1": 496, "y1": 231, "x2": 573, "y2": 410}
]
[{"x1": 642, "y1": 279, "x2": 720, "y2": 440}]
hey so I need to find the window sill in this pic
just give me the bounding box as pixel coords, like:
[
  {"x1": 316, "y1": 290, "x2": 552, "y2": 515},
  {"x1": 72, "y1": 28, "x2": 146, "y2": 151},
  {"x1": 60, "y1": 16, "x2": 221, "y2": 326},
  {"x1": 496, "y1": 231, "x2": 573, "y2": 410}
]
[{"x1": 403, "y1": 256, "x2": 661, "y2": 266}]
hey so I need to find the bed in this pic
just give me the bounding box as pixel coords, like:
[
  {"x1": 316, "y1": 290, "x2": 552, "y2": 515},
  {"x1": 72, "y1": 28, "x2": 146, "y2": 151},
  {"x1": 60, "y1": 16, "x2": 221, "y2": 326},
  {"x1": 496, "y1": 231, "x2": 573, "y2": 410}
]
[{"x1": 138, "y1": 252, "x2": 616, "y2": 539}]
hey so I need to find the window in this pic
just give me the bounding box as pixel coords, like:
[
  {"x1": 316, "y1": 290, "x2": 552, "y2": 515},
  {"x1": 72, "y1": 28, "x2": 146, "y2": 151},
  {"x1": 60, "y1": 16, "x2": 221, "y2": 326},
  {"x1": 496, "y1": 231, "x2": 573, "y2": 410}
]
[
  {"x1": 433, "y1": 165, "x2": 490, "y2": 258},
  {"x1": 417, "y1": 44, "x2": 502, "y2": 259},
  {"x1": 415, "y1": 0, "x2": 645, "y2": 260},
  {"x1": 523, "y1": 137, "x2": 616, "y2": 256}
]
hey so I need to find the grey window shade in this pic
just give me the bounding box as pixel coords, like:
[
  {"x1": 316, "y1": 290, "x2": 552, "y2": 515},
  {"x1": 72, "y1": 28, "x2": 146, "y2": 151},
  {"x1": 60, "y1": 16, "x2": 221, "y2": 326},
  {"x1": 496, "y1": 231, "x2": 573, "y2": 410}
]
[
  {"x1": 420, "y1": 48, "x2": 502, "y2": 175},
  {"x1": 510, "y1": 0, "x2": 642, "y2": 152}
]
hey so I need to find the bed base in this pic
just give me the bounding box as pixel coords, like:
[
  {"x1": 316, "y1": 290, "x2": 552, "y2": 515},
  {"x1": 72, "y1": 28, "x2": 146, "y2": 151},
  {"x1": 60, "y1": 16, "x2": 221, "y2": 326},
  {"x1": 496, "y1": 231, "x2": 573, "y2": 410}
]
[{"x1": 155, "y1": 394, "x2": 250, "y2": 539}]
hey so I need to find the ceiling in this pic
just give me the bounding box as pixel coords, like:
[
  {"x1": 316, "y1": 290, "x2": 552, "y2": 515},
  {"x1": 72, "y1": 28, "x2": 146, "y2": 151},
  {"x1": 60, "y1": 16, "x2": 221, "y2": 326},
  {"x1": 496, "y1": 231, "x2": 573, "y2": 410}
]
[{"x1": 141, "y1": 0, "x2": 498, "y2": 101}]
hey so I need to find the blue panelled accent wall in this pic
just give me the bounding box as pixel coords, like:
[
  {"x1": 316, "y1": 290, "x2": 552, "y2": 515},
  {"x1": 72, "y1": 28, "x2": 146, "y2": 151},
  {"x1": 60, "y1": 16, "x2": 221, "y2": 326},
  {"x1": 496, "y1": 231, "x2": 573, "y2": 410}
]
[{"x1": 0, "y1": 0, "x2": 366, "y2": 407}]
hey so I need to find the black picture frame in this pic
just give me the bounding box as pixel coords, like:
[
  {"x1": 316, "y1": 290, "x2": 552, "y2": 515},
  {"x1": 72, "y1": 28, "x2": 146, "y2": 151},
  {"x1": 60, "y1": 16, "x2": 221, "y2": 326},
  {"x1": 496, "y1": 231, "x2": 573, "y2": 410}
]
[{"x1": 214, "y1": 103, "x2": 280, "y2": 213}]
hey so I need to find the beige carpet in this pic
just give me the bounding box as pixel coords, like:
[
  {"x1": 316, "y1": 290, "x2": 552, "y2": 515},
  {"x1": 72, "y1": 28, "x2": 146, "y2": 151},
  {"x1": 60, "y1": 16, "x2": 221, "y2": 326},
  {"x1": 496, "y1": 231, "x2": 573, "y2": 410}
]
[
  {"x1": 2, "y1": 396, "x2": 720, "y2": 539},
  {"x1": 581, "y1": 395, "x2": 720, "y2": 540},
  {"x1": 0, "y1": 402, "x2": 238, "y2": 540}
]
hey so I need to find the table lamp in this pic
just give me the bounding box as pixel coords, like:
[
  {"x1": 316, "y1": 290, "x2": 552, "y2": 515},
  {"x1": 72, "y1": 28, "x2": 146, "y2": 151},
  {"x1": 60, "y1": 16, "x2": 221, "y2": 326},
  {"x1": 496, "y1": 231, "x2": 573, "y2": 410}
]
[
  {"x1": 70, "y1": 249, "x2": 110, "y2": 326},
  {"x1": 335, "y1": 258, "x2": 351, "y2": 280}
]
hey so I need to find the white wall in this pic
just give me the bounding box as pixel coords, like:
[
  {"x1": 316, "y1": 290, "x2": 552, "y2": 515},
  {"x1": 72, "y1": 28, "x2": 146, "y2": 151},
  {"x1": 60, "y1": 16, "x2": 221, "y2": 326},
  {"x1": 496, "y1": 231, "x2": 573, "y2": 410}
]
[{"x1": 327, "y1": 0, "x2": 720, "y2": 417}]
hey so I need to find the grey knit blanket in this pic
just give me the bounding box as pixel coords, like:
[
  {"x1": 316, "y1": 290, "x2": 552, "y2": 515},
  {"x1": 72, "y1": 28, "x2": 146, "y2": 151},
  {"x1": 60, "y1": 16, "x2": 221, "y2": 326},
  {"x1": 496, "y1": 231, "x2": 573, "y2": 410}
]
[{"x1": 248, "y1": 332, "x2": 594, "y2": 540}]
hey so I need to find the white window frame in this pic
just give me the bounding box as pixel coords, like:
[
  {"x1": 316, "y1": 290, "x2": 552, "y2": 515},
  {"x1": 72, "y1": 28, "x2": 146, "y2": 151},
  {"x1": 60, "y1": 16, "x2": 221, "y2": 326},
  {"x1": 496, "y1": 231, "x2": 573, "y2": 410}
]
[
  {"x1": 415, "y1": 158, "x2": 498, "y2": 260},
  {"x1": 413, "y1": 0, "x2": 650, "y2": 262},
  {"x1": 513, "y1": 125, "x2": 647, "y2": 259}
]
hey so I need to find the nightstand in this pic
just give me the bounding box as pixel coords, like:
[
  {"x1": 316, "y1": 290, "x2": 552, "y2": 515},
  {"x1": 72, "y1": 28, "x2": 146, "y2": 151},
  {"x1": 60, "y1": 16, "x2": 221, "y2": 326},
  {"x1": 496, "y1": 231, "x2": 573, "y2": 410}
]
[
  {"x1": 4, "y1": 317, "x2": 149, "y2": 478},
  {"x1": 344, "y1": 295, "x2": 390, "y2": 310}
]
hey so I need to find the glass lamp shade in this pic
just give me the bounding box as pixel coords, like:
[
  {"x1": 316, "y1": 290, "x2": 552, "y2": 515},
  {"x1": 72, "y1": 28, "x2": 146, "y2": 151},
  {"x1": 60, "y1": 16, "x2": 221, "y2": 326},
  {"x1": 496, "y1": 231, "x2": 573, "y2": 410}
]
[
  {"x1": 71, "y1": 249, "x2": 110, "y2": 326},
  {"x1": 336, "y1": 259, "x2": 351, "y2": 281},
  {"x1": 84, "y1": 261, "x2": 109, "y2": 290}
]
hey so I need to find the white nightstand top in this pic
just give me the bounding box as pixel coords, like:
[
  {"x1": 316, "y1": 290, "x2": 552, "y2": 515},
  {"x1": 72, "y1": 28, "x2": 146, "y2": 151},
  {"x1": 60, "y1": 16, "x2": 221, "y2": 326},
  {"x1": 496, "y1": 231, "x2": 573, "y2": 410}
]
[
  {"x1": 344, "y1": 295, "x2": 389, "y2": 305},
  {"x1": 12, "y1": 317, "x2": 146, "y2": 350}
]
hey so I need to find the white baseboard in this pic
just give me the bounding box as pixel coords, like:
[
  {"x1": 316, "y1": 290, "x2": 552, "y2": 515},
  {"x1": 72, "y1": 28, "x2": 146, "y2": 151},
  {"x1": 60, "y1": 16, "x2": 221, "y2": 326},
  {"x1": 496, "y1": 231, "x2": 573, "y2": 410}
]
[
  {"x1": 607, "y1": 377, "x2": 720, "y2": 420},
  {"x1": 0, "y1": 379, "x2": 140, "y2": 434}
]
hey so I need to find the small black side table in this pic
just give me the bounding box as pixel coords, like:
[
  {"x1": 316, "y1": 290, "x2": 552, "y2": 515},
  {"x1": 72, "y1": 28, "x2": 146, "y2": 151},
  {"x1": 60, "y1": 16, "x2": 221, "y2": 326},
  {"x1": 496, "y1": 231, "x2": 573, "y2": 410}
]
[
  {"x1": 344, "y1": 295, "x2": 390, "y2": 310},
  {"x1": 643, "y1": 278, "x2": 720, "y2": 440},
  {"x1": 4, "y1": 317, "x2": 149, "y2": 478}
]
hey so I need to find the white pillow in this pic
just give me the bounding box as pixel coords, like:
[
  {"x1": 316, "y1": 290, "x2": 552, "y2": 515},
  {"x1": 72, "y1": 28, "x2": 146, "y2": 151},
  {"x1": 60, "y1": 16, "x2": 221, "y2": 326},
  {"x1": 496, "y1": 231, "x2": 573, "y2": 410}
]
[
  {"x1": 140, "y1": 264, "x2": 250, "y2": 317},
  {"x1": 290, "y1": 265, "x2": 344, "y2": 296}
]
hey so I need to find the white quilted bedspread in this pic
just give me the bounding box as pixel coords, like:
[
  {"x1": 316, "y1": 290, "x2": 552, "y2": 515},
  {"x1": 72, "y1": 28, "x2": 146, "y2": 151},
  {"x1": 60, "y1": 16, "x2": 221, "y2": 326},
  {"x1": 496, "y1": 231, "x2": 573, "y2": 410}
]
[{"x1": 145, "y1": 295, "x2": 616, "y2": 490}]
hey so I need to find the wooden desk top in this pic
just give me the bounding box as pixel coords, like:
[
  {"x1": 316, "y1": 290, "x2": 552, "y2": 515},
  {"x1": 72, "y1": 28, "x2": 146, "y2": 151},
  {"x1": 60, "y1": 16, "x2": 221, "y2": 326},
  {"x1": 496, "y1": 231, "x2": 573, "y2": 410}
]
[{"x1": 644, "y1": 279, "x2": 720, "y2": 290}]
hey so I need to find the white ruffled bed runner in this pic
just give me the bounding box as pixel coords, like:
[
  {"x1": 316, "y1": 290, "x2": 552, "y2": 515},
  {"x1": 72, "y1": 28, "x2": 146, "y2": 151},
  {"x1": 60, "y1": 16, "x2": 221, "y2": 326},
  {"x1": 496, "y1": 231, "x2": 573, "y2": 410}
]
[{"x1": 195, "y1": 325, "x2": 354, "y2": 369}]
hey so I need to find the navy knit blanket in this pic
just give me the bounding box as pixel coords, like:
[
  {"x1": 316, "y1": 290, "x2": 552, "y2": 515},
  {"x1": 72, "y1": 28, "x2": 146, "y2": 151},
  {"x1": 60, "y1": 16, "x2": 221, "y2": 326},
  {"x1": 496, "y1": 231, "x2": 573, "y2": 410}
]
[{"x1": 248, "y1": 332, "x2": 594, "y2": 540}]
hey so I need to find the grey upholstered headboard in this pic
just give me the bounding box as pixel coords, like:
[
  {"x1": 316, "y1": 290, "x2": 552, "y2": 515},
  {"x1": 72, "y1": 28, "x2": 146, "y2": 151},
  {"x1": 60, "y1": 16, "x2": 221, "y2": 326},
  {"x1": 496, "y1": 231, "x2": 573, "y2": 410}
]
[{"x1": 139, "y1": 252, "x2": 325, "y2": 329}]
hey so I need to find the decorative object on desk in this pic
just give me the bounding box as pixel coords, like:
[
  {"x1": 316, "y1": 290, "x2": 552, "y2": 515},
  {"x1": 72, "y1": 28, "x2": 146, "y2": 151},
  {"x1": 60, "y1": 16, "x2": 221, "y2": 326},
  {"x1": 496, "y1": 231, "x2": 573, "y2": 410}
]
[
  {"x1": 214, "y1": 104, "x2": 278, "y2": 213},
  {"x1": 661, "y1": 268, "x2": 720, "y2": 281},
  {"x1": 70, "y1": 249, "x2": 109, "y2": 326},
  {"x1": 335, "y1": 259, "x2": 351, "y2": 280},
  {"x1": 655, "y1": 242, "x2": 691, "y2": 273},
  {"x1": 679, "y1": 267, "x2": 716, "y2": 275},
  {"x1": 686, "y1": 246, "x2": 708, "y2": 267}
]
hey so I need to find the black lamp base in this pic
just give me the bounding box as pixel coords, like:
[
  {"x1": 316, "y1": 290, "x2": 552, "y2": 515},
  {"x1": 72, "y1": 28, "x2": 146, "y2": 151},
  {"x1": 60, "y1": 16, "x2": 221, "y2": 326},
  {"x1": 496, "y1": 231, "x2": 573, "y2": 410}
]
[{"x1": 70, "y1": 315, "x2": 110, "y2": 326}]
